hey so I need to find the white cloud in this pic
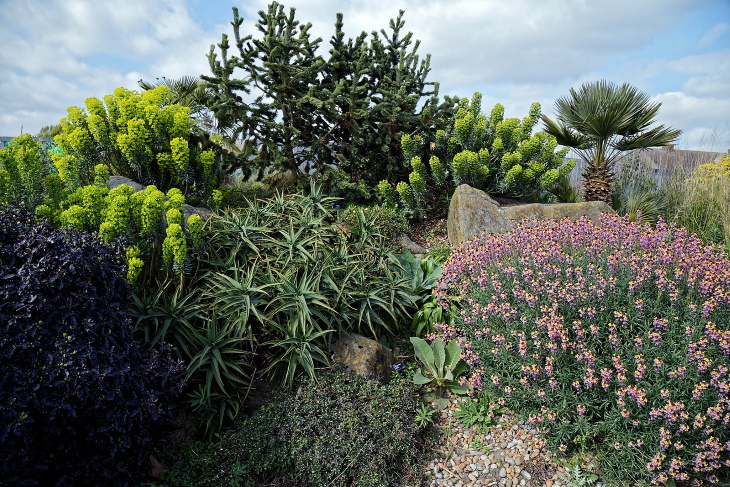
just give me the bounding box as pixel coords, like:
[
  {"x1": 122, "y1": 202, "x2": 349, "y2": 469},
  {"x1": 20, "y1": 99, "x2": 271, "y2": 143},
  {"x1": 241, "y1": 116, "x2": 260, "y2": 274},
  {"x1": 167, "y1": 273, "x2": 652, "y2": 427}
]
[
  {"x1": 654, "y1": 91, "x2": 730, "y2": 151},
  {"x1": 699, "y1": 21, "x2": 729, "y2": 48},
  {"x1": 0, "y1": 0, "x2": 727, "y2": 151},
  {"x1": 0, "y1": 0, "x2": 223, "y2": 135},
  {"x1": 246, "y1": 0, "x2": 699, "y2": 88}
]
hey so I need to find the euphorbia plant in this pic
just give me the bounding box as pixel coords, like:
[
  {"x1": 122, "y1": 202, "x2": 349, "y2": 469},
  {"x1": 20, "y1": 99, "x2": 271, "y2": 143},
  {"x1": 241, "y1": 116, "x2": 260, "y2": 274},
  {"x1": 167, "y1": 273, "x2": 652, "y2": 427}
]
[{"x1": 378, "y1": 92, "x2": 575, "y2": 216}]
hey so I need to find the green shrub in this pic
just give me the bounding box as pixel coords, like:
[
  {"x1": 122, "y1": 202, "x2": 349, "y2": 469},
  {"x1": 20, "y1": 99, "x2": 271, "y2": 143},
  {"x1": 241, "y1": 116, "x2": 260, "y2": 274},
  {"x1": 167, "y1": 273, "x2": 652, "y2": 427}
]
[
  {"x1": 211, "y1": 180, "x2": 271, "y2": 209},
  {"x1": 394, "y1": 252, "x2": 452, "y2": 337},
  {"x1": 436, "y1": 215, "x2": 730, "y2": 486},
  {"x1": 664, "y1": 154, "x2": 730, "y2": 246},
  {"x1": 0, "y1": 134, "x2": 51, "y2": 211},
  {"x1": 0, "y1": 132, "x2": 202, "y2": 285},
  {"x1": 53, "y1": 180, "x2": 199, "y2": 282},
  {"x1": 53, "y1": 86, "x2": 225, "y2": 198},
  {"x1": 158, "y1": 368, "x2": 427, "y2": 487},
  {"x1": 339, "y1": 204, "x2": 410, "y2": 242}
]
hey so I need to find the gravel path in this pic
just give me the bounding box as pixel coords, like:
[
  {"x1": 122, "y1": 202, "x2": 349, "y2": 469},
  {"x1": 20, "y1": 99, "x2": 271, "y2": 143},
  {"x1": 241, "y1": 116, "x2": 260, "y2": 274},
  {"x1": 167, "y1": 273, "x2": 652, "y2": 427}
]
[{"x1": 419, "y1": 395, "x2": 599, "y2": 487}]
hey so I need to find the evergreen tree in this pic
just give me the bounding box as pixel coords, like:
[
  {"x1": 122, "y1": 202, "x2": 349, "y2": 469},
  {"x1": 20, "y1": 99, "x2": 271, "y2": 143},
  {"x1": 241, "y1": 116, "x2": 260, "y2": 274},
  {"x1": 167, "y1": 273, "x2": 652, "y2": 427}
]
[
  {"x1": 204, "y1": 3, "x2": 327, "y2": 181},
  {"x1": 203, "y1": 3, "x2": 458, "y2": 197}
]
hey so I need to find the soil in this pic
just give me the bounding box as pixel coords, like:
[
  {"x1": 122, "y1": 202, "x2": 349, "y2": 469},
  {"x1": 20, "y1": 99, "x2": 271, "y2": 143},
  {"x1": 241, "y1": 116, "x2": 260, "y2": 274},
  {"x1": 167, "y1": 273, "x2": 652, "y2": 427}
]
[{"x1": 408, "y1": 217, "x2": 449, "y2": 250}]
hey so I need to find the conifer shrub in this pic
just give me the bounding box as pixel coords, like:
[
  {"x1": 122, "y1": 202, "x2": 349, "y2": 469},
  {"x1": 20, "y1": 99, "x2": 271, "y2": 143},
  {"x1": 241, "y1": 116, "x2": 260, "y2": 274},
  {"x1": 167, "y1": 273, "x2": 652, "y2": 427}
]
[
  {"x1": 435, "y1": 215, "x2": 730, "y2": 486},
  {"x1": 0, "y1": 207, "x2": 184, "y2": 486}
]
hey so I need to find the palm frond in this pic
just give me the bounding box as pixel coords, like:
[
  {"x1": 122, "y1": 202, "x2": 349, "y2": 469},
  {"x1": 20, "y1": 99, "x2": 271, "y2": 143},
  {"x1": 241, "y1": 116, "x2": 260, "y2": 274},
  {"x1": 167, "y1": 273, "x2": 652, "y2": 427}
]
[{"x1": 541, "y1": 79, "x2": 681, "y2": 201}]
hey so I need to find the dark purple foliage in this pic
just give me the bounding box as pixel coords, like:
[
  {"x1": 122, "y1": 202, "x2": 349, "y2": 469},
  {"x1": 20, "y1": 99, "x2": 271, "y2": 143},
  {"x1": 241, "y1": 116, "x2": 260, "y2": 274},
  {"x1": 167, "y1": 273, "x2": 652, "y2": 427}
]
[{"x1": 0, "y1": 207, "x2": 184, "y2": 486}]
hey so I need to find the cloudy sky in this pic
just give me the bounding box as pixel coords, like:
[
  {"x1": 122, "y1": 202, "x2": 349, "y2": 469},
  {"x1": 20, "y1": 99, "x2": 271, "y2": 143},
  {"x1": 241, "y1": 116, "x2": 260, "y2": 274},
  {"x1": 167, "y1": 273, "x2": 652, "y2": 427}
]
[{"x1": 1, "y1": 0, "x2": 729, "y2": 151}]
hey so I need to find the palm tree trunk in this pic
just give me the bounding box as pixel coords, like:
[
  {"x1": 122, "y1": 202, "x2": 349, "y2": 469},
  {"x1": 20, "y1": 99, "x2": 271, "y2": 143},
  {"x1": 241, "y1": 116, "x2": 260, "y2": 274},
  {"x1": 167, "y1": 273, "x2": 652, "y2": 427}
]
[{"x1": 582, "y1": 161, "x2": 614, "y2": 204}]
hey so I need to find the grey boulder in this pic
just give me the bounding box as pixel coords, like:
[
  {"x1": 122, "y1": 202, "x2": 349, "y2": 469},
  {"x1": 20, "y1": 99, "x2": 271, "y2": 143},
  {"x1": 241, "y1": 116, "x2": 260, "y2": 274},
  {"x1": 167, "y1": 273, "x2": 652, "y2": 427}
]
[{"x1": 447, "y1": 184, "x2": 614, "y2": 246}]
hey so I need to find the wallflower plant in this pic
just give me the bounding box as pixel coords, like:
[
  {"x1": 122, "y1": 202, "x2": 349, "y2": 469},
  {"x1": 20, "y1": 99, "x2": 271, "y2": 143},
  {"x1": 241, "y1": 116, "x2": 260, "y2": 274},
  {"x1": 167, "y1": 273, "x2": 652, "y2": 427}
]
[{"x1": 435, "y1": 214, "x2": 730, "y2": 486}]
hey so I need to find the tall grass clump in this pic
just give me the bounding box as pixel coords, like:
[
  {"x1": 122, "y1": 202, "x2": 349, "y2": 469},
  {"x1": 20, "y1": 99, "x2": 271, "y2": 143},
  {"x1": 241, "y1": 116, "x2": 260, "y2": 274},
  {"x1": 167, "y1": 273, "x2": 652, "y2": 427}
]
[
  {"x1": 664, "y1": 154, "x2": 730, "y2": 247},
  {"x1": 434, "y1": 214, "x2": 730, "y2": 486}
]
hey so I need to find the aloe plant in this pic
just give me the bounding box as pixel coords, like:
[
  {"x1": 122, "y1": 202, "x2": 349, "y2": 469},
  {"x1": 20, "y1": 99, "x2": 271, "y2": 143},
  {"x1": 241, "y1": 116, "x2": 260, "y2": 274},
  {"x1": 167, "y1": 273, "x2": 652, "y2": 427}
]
[
  {"x1": 264, "y1": 328, "x2": 333, "y2": 387},
  {"x1": 184, "y1": 313, "x2": 252, "y2": 439},
  {"x1": 410, "y1": 336, "x2": 469, "y2": 396},
  {"x1": 197, "y1": 186, "x2": 418, "y2": 394}
]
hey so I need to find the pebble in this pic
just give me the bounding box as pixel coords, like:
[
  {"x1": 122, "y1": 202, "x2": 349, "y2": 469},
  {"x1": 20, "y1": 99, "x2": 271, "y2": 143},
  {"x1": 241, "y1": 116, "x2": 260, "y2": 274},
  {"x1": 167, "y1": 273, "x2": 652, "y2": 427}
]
[{"x1": 421, "y1": 395, "x2": 570, "y2": 487}]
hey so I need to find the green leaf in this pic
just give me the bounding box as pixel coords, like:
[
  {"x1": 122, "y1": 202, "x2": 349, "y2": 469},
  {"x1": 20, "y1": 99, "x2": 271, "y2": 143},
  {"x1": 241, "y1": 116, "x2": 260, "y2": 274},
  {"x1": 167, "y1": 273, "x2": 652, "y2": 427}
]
[
  {"x1": 410, "y1": 336, "x2": 435, "y2": 374},
  {"x1": 433, "y1": 397, "x2": 450, "y2": 410},
  {"x1": 451, "y1": 360, "x2": 468, "y2": 379},
  {"x1": 449, "y1": 384, "x2": 469, "y2": 395},
  {"x1": 412, "y1": 370, "x2": 432, "y2": 385},
  {"x1": 444, "y1": 339, "x2": 463, "y2": 371},
  {"x1": 432, "y1": 338, "x2": 446, "y2": 375}
]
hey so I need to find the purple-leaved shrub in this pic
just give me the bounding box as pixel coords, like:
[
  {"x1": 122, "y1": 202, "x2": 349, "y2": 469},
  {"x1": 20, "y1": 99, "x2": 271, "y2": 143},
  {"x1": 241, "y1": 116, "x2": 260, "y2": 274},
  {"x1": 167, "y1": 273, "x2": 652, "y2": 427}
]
[
  {"x1": 435, "y1": 214, "x2": 730, "y2": 486},
  {"x1": 0, "y1": 207, "x2": 184, "y2": 486}
]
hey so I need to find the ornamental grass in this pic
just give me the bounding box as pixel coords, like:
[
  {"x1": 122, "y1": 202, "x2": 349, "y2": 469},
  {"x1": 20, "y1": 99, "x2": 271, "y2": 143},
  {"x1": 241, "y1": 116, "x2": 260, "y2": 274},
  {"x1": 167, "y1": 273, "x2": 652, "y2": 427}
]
[{"x1": 434, "y1": 214, "x2": 730, "y2": 486}]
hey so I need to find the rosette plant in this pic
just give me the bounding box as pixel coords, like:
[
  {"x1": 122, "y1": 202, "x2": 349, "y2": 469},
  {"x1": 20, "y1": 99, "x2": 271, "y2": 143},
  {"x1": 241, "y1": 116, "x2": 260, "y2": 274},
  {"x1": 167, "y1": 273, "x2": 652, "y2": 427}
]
[{"x1": 410, "y1": 336, "x2": 468, "y2": 408}]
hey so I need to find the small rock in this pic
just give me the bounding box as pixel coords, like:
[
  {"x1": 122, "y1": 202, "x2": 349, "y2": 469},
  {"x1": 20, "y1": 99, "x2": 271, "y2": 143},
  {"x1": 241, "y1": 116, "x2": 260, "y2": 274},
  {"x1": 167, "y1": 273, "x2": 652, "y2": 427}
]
[{"x1": 520, "y1": 470, "x2": 532, "y2": 480}]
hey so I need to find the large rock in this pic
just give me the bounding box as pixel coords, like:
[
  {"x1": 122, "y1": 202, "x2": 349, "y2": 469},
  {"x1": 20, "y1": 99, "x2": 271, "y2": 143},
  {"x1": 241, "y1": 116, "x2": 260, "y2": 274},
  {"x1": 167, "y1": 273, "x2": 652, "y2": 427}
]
[
  {"x1": 331, "y1": 333, "x2": 395, "y2": 383},
  {"x1": 108, "y1": 176, "x2": 213, "y2": 220},
  {"x1": 397, "y1": 232, "x2": 426, "y2": 254},
  {"x1": 447, "y1": 184, "x2": 615, "y2": 246}
]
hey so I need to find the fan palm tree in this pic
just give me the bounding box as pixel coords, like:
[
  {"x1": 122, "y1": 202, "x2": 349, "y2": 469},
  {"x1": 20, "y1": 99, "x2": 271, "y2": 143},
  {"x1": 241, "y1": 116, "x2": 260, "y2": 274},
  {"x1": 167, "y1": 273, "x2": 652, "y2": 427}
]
[
  {"x1": 139, "y1": 76, "x2": 207, "y2": 112},
  {"x1": 541, "y1": 80, "x2": 681, "y2": 203}
]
